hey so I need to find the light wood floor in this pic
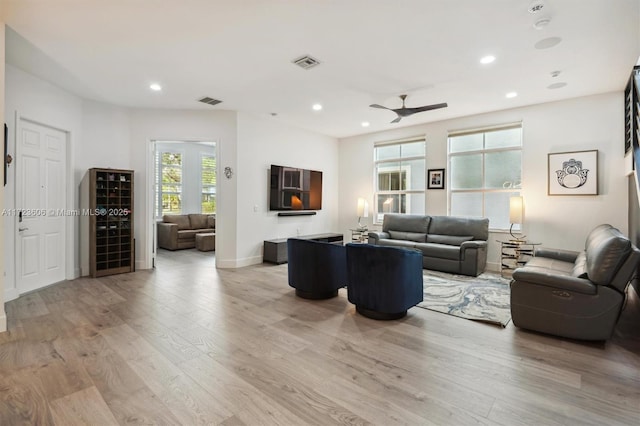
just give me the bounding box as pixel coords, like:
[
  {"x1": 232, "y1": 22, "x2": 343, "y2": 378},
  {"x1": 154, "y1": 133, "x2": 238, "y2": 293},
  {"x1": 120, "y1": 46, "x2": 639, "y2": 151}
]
[{"x1": 1, "y1": 248, "x2": 639, "y2": 425}]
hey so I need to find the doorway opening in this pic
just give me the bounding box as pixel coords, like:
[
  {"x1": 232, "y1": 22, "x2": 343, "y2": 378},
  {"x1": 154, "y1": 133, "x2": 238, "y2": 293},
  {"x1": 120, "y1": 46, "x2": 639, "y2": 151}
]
[{"x1": 150, "y1": 140, "x2": 217, "y2": 268}]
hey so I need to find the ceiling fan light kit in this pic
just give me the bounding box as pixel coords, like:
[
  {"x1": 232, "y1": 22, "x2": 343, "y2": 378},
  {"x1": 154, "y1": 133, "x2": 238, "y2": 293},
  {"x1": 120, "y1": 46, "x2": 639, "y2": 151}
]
[{"x1": 369, "y1": 94, "x2": 448, "y2": 123}]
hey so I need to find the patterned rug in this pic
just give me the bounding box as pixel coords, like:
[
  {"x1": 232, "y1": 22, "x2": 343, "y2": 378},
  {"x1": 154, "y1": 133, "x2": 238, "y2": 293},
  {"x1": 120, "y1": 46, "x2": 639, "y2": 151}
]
[{"x1": 417, "y1": 271, "x2": 512, "y2": 327}]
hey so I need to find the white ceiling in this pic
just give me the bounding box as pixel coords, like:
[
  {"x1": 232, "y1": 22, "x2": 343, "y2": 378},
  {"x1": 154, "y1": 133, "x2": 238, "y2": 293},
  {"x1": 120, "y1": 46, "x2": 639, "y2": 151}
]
[{"x1": 4, "y1": 0, "x2": 640, "y2": 138}]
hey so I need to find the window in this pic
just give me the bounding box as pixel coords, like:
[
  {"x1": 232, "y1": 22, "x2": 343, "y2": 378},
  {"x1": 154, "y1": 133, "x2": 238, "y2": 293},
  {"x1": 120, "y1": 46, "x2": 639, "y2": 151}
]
[
  {"x1": 374, "y1": 138, "x2": 426, "y2": 222},
  {"x1": 201, "y1": 154, "x2": 216, "y2": 214},
  {"x1": 155, "y1": 151, "x2": 183, "y2": 216},
  {"x1": 448, "y1": 124, "x2": 522, "y2": 230}
]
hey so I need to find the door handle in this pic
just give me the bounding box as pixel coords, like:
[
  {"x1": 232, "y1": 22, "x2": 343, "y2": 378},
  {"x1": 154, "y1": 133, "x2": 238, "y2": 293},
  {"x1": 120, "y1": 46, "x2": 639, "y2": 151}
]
[{"x1": 18, "y1": 227, "x2": 29, "y2": 232}]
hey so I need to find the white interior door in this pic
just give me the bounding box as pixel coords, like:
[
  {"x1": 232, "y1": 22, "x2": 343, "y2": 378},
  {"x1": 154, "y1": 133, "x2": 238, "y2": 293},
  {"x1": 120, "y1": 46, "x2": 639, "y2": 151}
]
[{"x1": 16, "y1": 119, "x2": 67, "y2": 294}]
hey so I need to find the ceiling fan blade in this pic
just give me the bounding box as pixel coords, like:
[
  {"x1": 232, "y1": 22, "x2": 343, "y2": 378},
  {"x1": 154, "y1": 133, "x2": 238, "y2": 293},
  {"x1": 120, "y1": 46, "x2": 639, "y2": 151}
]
[
  {"x1": 390, "y1": 116, "x2": 402, "y2": 123},
  {"x1": 369, "y1": 104, "x2": 391, "y2": 110},
  {"x1": 406, "y1": 103, "x2": 448, "y2": 114}
]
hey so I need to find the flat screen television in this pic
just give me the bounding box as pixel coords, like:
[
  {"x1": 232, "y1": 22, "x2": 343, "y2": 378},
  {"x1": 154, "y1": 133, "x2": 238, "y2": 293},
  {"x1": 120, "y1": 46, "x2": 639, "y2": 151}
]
[{"x1": 269, "y1": 164, "x2": 322, "y2": 211}]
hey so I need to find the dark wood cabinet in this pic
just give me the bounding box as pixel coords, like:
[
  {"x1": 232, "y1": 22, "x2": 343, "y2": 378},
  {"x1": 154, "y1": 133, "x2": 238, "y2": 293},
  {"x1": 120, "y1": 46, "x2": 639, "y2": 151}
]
[
  {"x1": 80, "y1": 168, "x2": 134, "y2": 277},
  {"x1": 263, "y1": 233, "x2": 343, "y2": 264}
]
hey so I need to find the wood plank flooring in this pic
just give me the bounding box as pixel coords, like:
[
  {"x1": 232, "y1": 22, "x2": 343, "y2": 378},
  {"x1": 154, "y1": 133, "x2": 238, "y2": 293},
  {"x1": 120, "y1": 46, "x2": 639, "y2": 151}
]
[{"x1": 1, "y1": 247, "x2": 639, "y2": 425}]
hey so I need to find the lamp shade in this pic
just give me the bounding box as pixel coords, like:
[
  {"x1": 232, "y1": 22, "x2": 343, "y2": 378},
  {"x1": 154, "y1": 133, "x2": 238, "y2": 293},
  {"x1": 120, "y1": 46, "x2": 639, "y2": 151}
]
[
  {"x1": 382, "y1": 197, "x2": 394, "y2": 213},
  {"x1": 357, "y1": 198, "x2": 369, "y2": 217},
  {"x1": 509, "y1": 196, "x2": 524, "y2": 224}
]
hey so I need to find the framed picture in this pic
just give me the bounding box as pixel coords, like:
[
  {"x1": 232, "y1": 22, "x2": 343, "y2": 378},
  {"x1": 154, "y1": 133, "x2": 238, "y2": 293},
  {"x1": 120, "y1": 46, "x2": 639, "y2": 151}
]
[
  {"x1": 427, "y1": 168, "x2": 445, "y2": 189},
  {"x1": 548, "y1": 150, "x2": 598, "y2": 195}
]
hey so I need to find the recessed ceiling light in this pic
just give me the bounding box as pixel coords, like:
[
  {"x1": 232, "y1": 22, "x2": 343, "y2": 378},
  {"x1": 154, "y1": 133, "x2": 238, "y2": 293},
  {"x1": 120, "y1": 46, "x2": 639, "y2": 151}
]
[
  {"x1": 547, "y1": 82, "x2": 567, "y2": 89},
  {"x1": 361, "y1": 122, "x2": 370, "y2": 127},
  {"x1": 534, "y1": 37, "x2": 562, "y2": 49},
  {"x1": 506, "y1": 92, "x2": 518, "y2": 98},
  {"x1": 149, "y1": 83, "x2": 162, "y2": 91},
  {"x1": 533, "y1": 17, "x2": 551, "y2": 30},
  {"x1": 480, "y1": 55, "x2": 496, "y2": 64},
  {"x1": 312, "y1": 103, "x2": 323, "y2": 111}
]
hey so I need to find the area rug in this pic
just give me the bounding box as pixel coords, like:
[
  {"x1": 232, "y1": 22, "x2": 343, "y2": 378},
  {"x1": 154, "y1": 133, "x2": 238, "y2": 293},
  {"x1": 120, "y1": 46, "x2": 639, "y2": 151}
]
[{"x1": 417, "y1": 271, "x2": 512, "y2": 327}]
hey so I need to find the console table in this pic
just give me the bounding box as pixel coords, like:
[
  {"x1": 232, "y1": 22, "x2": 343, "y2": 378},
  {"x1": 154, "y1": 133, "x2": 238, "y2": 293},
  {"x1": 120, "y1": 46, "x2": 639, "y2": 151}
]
[{"x1": 263, "y1": 233, "x2": 343, "y2": 264}]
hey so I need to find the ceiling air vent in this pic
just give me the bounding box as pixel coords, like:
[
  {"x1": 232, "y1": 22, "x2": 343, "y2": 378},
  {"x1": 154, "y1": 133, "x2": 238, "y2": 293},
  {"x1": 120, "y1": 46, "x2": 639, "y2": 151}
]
[
  {"x1": 198, "y1": 97, "x2": 222, "y2": 106},
  {"x1": 292, "y1": 55, "x2": 321, "y2": 70}
]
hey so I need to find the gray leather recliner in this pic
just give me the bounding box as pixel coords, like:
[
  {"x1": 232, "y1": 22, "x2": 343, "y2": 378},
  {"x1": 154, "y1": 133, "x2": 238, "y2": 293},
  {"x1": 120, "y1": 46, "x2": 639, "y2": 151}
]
[{"x1": 510, "y1": 224, "x2": 640, "y2": 340}]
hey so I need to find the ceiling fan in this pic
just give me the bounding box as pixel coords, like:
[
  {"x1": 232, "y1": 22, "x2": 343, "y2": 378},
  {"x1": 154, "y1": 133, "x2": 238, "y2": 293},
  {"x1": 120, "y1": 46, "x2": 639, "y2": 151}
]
[{"x1": 370, "y1": 94, "x2": 448, "y2": 123}]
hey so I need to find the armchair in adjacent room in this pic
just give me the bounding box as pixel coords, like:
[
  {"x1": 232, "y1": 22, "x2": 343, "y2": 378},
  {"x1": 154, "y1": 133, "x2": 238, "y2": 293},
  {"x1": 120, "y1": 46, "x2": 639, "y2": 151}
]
[{"x1": 346, "y1": 243, "x2": 423, "y2": 320}]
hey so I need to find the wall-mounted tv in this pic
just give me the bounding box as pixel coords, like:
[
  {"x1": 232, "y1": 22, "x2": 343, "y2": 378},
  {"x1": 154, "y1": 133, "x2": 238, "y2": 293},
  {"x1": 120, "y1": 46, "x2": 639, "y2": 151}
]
[{"x1": 269, "y1": 164, "x2": 322, "y2": 211}]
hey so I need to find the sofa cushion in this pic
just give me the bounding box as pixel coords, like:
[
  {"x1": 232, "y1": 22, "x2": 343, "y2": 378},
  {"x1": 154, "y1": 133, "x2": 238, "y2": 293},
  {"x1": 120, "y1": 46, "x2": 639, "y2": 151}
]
[
  {"x1": 524, "y1": 256, "x2": 574, "y2": 274},
  {"x1": 378, "y1": 239, "x2": 418, "y2": 249},
  {"x1": 163, "y1": 214, "x2": 191, "y2": 230},
  {"x1": 207, "y1": 215, "x2": 216, "y2": 229},
  {"x1": 382, "y1": 214, "x2": 430, "y2": 234},
  {"x1": 177, "y1": 229, "x2": 201, "y2": 240},
  {"x1": 388, "y1": 231, "x2": 427, "y2": 242},
  {"x1": 427, "y1": 234, "x2": 473, "y2": 246},
  {"x1": 189, "y1": 214, "x2": 209, "y2": 229},
  {"x1": 586, "y1": 228, "x2": 632, "y2": 286},
  {"x1": 414, "y1": 243, "x2": 461, "y2": 261},
  {"x1": 428, "y1": 216, "x2": 489, "y2": 241}
]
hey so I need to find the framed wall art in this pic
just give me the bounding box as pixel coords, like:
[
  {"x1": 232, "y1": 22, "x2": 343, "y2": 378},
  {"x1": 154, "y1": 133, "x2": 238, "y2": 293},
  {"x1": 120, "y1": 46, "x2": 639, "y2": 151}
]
[
  {"x1": 427, "y1": 168, "x2": 445, "y2": 189},
  {"x1": 548, "y1": 149, "x2": 598, "y2": 195}
]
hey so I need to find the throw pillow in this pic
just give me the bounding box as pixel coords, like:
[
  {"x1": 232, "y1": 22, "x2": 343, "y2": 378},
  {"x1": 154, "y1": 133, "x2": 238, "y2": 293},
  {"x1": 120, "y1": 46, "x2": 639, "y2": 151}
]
[
  {"x1": 189, "y1": 214, "x2": 209, "y2": 229},
  {"x1": 207, "y1": 215, "x2": 216, "y2": 229},
  {"x1": 163, "y1": 214, "x2": 190, "y2": 230}
]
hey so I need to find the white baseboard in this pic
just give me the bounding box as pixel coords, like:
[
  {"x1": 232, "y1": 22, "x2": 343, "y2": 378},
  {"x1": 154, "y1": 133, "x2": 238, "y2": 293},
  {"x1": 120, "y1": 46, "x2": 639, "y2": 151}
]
[
  {"x1": 4, "y1": 287, "x2": 19, "y2": 302},
  {"x1": 216, "y1": 255, "x2": 263, "y2": 269},
  {"x1": 0, "y1": 311, "x2": 6, "y2": 332},
  {"x1": 135, "y1": 260, "x2": 150, "y2": 271},
  {"x1": 486, "y1": 261, "x2": 500, "y2": 273}
]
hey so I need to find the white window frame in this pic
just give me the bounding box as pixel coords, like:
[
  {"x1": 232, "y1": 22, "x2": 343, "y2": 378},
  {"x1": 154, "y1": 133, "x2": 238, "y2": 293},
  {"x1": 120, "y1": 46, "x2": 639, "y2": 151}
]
[
  {"x1": 373, "y1": 136, "x2": 426, "y2": 224},
  {"x1": 200, "y1": 153, "x2": 216, "y2": 214},
  {"x1": 447, "y1": 123, "x2": 522, "y2": 231},
  {"x1": 155, "y1": 149, "x2": 184, "y2": 218}
]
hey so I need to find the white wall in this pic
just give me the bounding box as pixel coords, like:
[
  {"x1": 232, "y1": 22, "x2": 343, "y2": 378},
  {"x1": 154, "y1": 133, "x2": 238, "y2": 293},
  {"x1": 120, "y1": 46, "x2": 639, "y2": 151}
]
[
  {"x1": 154, "y1": 141, "x2": 215, "y2": 217},
  {"x1": 80, "y1": 100, "x2": 131, "y2": 172},
  {"x1": 236, "y1": 112, "x2": 340, "y2": 266},
  {"x1": 0, "y1": 22, "x2": 7, "y2": 332},
  {"x1": 128, "y1": 109, "x2": 237, "y2": 270},
  {"x1": 339, "y1": 92, "x2": 626, "y2": 271}
]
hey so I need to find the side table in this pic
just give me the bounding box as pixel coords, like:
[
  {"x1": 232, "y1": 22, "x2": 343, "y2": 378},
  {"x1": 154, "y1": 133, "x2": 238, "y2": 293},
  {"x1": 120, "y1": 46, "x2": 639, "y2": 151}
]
[
  {"x1": 498, "y1": 240, "x2": 541, "y2": 277},
  {"x1": 350, "y1": 228, "x2": 369, "y2": 243}
]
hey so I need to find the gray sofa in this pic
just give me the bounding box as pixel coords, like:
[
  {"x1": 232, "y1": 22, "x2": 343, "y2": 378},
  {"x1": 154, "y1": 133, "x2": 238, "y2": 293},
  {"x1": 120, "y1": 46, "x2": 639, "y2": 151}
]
[
  {"x1": 157, "y1": 213, "x2": 216, "y2": 250},
  {"x1": 368, "y1": 214, "x2": 489, "y2": 276},
  {"x1": 511, "y1": 224, "x2": 640, "y2": 340}
]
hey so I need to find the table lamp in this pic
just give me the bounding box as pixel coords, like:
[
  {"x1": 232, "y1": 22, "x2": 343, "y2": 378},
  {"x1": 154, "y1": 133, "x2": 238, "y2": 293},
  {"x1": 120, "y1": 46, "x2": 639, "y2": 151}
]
[
  {"x1": 357, "y1": 198, "x2": 369, "y2": 231},
  {"x1": 509, "y1": 195, "x2": 526, "y2": 242}
]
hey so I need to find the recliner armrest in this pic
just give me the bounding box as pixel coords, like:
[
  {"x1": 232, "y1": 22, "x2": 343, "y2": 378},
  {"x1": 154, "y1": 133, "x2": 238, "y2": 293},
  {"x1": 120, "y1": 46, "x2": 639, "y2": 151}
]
[
  {"x1": 460, "y1": 240, "x2": 487, "y2": 249},
  {"x1": 157, "y1": 222, "x2": 178, "y2": 250},
  {"x1": 368, "y1": 231, "x2": 390, "y2": 245},
  {"x1": 512, "y1": 267, "x2": 597, "y2": 295},
  {"x1": 534, "y1": 247, "x2": 580, "y2": 263}
]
